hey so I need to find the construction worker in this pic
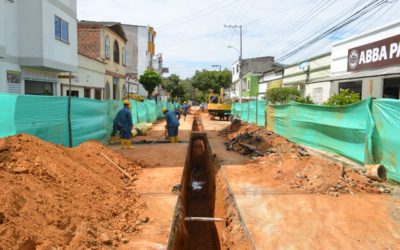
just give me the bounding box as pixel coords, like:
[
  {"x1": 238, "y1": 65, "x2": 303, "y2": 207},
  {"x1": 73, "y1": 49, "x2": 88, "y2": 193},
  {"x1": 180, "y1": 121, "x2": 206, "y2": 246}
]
[
  {"x1": 115, "y1": 99, "x2": 134, "y2": 149},
  {"x1": 200, "y1": 103, "x2": 205, "y2": 113},
  {"x1": 182, "y1": 101, "x2": 189, "y2": 121},
  {"x1": 162, "y1": 107, "x2": 180, "y2": 143}
]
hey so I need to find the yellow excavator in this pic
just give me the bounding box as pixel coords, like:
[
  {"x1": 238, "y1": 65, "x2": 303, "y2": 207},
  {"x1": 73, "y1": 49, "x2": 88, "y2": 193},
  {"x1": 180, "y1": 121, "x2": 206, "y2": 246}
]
[{"x1": 207, "y1": 88, "x2": 231, "y2": 120}]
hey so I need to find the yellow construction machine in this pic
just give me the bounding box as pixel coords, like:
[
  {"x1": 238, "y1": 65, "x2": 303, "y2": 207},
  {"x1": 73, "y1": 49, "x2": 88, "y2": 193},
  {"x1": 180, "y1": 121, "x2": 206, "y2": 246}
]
[{"x1": 207, "y1": 88, "x2": 231, "y2": 120}]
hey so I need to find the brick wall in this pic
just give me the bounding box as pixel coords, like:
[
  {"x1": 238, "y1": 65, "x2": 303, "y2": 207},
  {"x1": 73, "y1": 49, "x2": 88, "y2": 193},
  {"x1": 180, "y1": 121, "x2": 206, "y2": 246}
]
[{"x1": 78, "y1": 25, "x2": 101, "y2": 60}]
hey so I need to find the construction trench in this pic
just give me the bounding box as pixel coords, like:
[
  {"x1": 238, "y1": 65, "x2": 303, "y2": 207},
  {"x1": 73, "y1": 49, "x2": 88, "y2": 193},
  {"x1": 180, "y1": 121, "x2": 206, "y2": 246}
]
[{"x1": 167, "y1": 115, "x2": 255, "y2": 250}]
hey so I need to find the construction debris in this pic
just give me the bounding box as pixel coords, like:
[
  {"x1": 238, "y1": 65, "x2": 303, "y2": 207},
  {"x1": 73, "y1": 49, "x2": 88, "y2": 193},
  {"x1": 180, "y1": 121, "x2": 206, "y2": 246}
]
[{"x1": 220, "y1": 122, "x2": 394, "y2": 196}]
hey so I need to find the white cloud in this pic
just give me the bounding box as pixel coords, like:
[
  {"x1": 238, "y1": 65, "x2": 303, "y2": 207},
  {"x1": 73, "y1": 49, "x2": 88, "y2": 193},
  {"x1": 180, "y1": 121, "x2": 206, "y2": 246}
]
[{"x1": 78, "y1": 0, "x2": 400, "y2": 77}]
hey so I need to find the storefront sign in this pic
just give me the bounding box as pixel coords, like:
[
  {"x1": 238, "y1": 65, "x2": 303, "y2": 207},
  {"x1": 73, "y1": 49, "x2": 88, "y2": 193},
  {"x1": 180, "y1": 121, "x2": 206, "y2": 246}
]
[
  {"x1": 7, "y1": 70, "x2": 21, "y2": 83},
  {"x1": 22, "y1": 68, "x2": 59, "y2": 82},
  {"x1": 348, "y1": 34, "x2": 400, "y2": 72},
  {"x1": 7, "y1": 70, "x2": 22, "y2": 93}
]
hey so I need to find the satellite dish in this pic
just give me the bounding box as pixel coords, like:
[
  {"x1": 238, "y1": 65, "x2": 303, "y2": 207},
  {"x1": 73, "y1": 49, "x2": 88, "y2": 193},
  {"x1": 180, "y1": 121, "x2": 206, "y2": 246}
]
[{"x1": 299, "y1": 62, "x2": 310, "y2": 71}]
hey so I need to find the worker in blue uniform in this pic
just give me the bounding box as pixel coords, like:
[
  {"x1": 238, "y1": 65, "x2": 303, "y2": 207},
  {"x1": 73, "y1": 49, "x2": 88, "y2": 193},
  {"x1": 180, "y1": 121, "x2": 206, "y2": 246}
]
[
  {"x1": 162, "y1": 107, "x2": 180, "y2": 143},
  {"x1": 116, "y1": 99, "x2": 134, "y2": 149},
  {"x1": 182, "y1": 101, "x2": 189, "y2": 121}
]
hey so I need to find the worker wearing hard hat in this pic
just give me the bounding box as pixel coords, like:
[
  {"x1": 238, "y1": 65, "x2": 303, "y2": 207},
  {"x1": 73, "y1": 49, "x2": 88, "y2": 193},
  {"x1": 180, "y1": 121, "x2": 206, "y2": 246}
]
[
  {"x1": 182, "y1": 101, "x2": 189, "y2": 121},
  {"x1": 163, "y1": 107, "x2": 180, "y2": 143},
  {"x1": 115, "y1": 99, "x2": 134, "y2": 149}
]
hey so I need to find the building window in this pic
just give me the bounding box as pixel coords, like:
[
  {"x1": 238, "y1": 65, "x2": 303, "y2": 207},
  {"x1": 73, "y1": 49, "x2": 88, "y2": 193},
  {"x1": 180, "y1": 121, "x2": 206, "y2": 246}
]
[
  {"x1": 339, "y1": 81, "x2": 362, "y2": 99},
  {"x1": 122, "y1": 47, "x2": 126, "y2": 66},
  {"x1": 105, "y1": 36, "x2": 110, "y2": 59},
  {"x1": 113, "y1": 40, "x2": 120, "y2": 64},
  {"x1": 66, "y1": 90, "x2": 79, "y2": 97},
  {"x1": 236, "y1": 65, "x2": 239, "y2": 73},
  {"x1": 113, "y1": 77, "x2": 119, "y2": 99},
  {"x1": 55, "y1": 16, "x2": 69, "y2": 42},
  {"x1": 383, "y1": 78, "x2": 400, "y2": 99}
]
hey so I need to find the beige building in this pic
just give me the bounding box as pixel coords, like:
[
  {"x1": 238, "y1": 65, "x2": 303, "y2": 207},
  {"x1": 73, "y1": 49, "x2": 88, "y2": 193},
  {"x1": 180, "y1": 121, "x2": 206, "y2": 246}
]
[
  {"x1": 60, "y1": 54, "x2": 106, "y2": 99},
  {"x1": 73, "y1": 21, "x2": 127, "y2": 100},
  {"x1": 283, "y1": 53, "x2": 331, "y2": 104}
]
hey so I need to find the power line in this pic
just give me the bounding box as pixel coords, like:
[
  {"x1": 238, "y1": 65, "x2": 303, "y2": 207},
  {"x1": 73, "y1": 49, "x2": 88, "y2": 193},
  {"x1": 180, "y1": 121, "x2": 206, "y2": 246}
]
[
  {"x1": 157, "y1": 0, "x2": 238, "y2": 32},
  {"x1": 276, "y1": 0, "x2": 396, "y2": 62}
]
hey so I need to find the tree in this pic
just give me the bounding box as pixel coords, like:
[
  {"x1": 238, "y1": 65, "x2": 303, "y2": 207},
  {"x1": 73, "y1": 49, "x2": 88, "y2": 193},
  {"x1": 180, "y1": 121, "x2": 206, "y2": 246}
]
[
  {"x1": 266, "y1": 87, "x2": 300, "y2": 104},
  {"x1": 324, "y1": 89, "x2": 361, "y2": 106},
  {"x1": 191, "y1": 69, "x2": 232, "y2": 93},
  {"x1": 180, "y1": 79, "x2": 196, "y2": 101},
  {"x1": 165, "y1": 74, "x2": 185, "y2": 99},
  {"x1": 139, "y1": 70, "x2": 162, "y2": 97}
]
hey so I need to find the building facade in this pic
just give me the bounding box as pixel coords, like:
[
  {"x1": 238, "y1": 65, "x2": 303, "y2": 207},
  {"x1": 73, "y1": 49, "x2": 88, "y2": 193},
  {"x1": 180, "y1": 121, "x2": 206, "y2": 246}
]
[
  {"x1": 283, "y1": 53, "x2": 331, "y2": 104},
  {"x1": 59, "y1": 54, "x2": 106, "y2": 99},
  {"x1": 230, "y1": 56, "x2": 276, "y2": 99},
  {"x1": 330, "y1": 20, "x2": 400, "y2": 100},
  {"x1": 0, "y1": 0, "x2": 77, "y2": 96},
  {"x1": 122, "y1": 24, "x2": 157, "y2": 97},
  {"x1": 77, "y1": 21, "x2": 127, "y2": 100}
]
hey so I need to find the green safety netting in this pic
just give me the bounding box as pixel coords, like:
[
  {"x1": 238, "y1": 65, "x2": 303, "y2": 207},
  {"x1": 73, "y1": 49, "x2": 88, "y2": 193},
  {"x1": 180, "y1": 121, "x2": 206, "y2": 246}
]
[
  {"x1": 371, "y1": 99, "x2": 400, "y2": 182},
  {"x1": 231, "y1": 101, "x2": 266, "y2": 127},
  {"x1": 267, "y1": 98, "x2": 374, "y2": 164},
  {"x1": 145, "y1": 100, "x2": 157, "y2": 123},
  {"x1": 14, "y1": 95, "x2": 70, "y2": 145},
  {"x1": 0, "y1": 93, "x2": 173, "y2": 147},
  {"x1": 71, "y1": 98, "x2": 108, "y2": 146},
  {"x1": 0, "y1": 94, "x2": 17, "y2": 137},
  {"x1": 256, "y1": 100, "x2": 266, "y2": 127}
]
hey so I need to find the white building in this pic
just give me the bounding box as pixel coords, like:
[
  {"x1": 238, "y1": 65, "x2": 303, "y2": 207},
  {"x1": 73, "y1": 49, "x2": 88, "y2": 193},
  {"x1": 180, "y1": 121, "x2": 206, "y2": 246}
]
[
  {"x1": 230, "y1": 56, "x2": 276, "y2": 99},
  {"x1": 283, "y1": 53, "x2": 331, "y2": 104},
  {"x1": 330, "y1": 20, "x2": 400, "y2": 99},
  {"x1": 0, "y1": 0, "x2": 77, "y2": 95},
  {"x1": 59, "y1": 54, "x2": 106, "y2": 99},
  {"x1": 122, "y1": 24, "x2": 158, "y2": 97},
  {"x1": 259, "y1": 65, "x2": 284, "y2": 98}
]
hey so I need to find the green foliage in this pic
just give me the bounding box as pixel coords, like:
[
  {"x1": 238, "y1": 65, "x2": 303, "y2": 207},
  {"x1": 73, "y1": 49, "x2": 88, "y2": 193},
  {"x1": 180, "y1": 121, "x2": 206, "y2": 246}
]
[
  {"x1": 296, "y1": 95, "x2": 314, "y2": 104},
  {"x1": 324, "y1": 89, "x2": 361, "y2": 106},
  {"x1": 266, "y1": 87, "x2": 300, "y2": 104},
  {"x1": 139, "y1": 70, "x2": 162, "y2": 97},
  {"x1": 165, "y1": 74, "x2": 185, "y2": 99},
  {"x1": 180, "y1": 79, "x2": 197, "y2": 101},
  {"x1": 191, "y1": 69, "x2": 232, "y2": 93}
]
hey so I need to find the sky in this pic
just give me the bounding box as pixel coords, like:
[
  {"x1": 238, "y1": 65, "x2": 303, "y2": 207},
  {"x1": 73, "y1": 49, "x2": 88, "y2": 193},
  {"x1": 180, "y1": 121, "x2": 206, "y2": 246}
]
[{"x1": 78, "y1": 0, "x2": 400, "y2": 78}]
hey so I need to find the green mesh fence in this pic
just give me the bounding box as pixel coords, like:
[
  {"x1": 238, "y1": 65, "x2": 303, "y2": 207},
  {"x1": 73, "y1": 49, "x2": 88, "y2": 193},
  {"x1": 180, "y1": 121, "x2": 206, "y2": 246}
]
[
  {"x1": 370, "y1": 99, "x2": 400, "y2": 182},
  {"x1": 231, "y1": 101, "x2": 266, "y2": 126},
  {"x1": 0, "y1": 93, "x2": 173, "y2": 147},
  {"x1": 267, "y1": 99, "x2": 374, "y2": 164}
]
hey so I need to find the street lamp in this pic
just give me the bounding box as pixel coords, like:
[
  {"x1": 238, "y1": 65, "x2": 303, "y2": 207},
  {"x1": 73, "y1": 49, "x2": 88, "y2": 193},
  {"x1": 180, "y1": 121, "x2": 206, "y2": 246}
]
[{"x1": 224, "y1": 24, "x2": 243, "y2": 103}]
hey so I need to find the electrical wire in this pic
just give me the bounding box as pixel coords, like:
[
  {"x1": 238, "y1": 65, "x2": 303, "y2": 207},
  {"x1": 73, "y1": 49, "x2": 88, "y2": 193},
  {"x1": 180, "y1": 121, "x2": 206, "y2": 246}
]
[{"x1": 276, "y1": 0, "x2": 396, "y2": 62}]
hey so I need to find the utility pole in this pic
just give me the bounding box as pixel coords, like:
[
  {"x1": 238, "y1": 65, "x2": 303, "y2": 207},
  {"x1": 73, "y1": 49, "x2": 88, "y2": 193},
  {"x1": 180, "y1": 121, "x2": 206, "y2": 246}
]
[{"x1": 224, "y1": 24, "x2": 242, "y2": 103}]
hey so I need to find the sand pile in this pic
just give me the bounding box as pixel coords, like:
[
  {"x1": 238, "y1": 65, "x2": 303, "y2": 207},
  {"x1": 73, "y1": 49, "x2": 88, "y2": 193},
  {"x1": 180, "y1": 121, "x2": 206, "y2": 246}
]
[
  {"x1": 0, "y1": 134, "x2": 143, "y2": 249},
  {"x1": 220, "y1": 123, "x2": 393, "y2": 196}
]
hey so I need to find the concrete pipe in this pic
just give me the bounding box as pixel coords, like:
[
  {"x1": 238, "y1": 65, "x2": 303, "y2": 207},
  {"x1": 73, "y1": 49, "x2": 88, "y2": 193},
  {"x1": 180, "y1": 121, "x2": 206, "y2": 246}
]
[{"x1": 365, "y1": 164, "x2": 387, "y2": 182}]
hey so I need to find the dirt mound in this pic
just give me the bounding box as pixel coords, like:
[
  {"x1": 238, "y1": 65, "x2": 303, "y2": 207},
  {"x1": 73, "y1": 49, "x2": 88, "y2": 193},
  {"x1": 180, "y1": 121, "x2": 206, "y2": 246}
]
[
  {"x1": 220, "y1": 123, "x2": 393, "y2": 196},
  {"x1": 0, "y1": 134, "x2": 144, "y2": 249}
]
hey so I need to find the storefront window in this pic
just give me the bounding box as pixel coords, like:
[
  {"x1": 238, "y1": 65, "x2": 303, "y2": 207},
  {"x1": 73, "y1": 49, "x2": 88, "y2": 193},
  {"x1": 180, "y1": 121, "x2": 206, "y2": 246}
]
[
  {"x1": 25, "y1": 81, "x2": 54, "y2": 96},
  {"x1": 383, "y1": 78, "x2": 400, "y2": 99},
  {"x1": 339, "y1": 81, "x2": 362, "y2": 99}
]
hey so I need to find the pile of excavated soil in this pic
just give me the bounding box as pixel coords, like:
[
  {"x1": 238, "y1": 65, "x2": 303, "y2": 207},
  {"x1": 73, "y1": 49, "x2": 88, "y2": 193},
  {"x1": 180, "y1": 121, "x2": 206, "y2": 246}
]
[
  {"x1": 220, "y1": 123, "x2": 393, "y2": 196},
  {"x1": 0, "y1": 134, "x2": 146, "y2": 249}
]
